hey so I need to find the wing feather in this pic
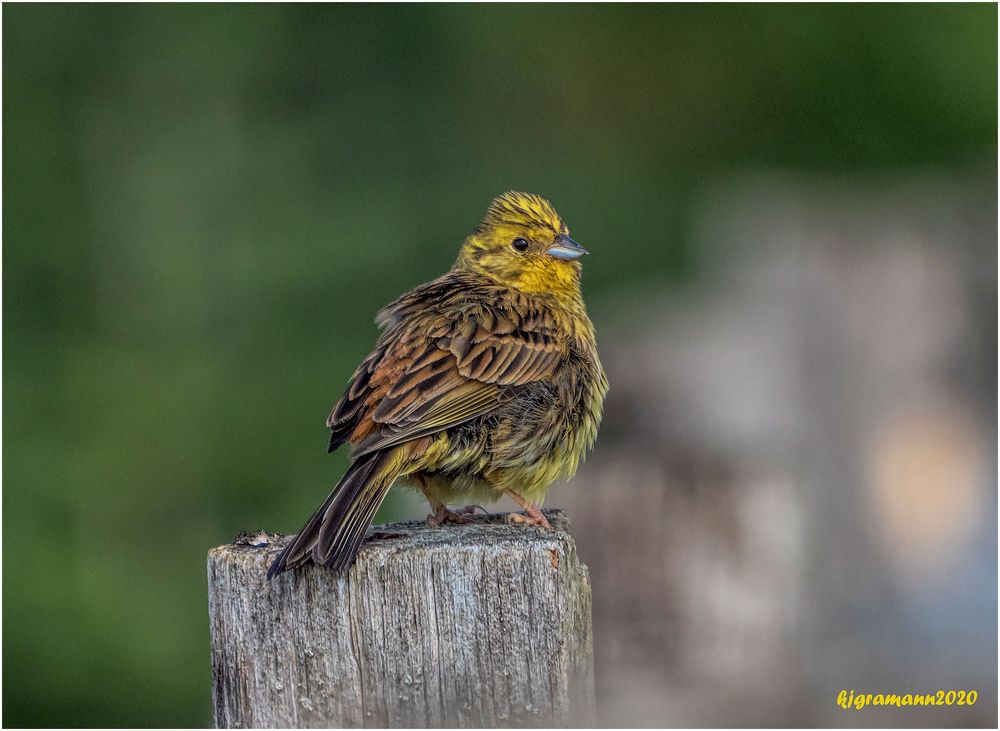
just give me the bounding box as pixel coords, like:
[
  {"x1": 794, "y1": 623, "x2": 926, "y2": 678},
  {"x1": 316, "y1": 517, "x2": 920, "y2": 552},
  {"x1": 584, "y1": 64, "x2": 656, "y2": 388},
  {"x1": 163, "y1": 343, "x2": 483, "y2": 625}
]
[{"x1": 326, "y1": 274, "x2": 566, "y2": 458}]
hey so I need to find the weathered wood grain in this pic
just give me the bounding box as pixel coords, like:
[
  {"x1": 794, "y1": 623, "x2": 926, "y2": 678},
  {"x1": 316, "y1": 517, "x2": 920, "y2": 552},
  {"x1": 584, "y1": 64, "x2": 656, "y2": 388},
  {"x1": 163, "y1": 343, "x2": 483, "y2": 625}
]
[{"x1": 207, "y1": 509, "x2": 594, "y2": 728}]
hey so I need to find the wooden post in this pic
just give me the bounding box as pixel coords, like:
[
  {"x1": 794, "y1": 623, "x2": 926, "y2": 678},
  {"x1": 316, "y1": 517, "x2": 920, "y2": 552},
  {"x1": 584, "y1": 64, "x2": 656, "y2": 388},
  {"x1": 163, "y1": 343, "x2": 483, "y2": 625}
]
[{"x1": 207, "y1": 509, "x2": 595, "y2": 728}]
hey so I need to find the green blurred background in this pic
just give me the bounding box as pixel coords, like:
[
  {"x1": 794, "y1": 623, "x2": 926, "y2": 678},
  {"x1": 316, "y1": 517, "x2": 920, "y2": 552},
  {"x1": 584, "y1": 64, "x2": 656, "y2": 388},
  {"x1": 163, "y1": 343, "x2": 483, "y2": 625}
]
[{"x1": 3, "y1": 4, "x2": 996, "y2": 727}]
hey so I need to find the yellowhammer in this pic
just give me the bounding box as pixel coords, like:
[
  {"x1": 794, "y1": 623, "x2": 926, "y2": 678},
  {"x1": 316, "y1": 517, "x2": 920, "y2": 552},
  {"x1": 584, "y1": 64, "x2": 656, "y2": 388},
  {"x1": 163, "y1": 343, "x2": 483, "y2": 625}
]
[{"x1": 268, "y1": 192, "x2": 608, "y2": 577}]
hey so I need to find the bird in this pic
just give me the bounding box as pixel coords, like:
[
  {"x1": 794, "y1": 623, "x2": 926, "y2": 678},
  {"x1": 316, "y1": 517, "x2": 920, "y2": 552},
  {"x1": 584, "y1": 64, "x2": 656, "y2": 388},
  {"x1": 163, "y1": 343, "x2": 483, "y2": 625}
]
[{"x1": 267, "y1": 192, "x2": 608, "y2": 578}]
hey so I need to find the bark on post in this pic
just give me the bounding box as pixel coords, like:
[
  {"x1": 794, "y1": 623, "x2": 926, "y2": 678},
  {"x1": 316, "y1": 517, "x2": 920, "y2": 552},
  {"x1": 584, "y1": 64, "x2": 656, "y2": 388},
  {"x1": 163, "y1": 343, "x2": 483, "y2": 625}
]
[{"x1": 207, "y1": 509, "x2": 594, "y2": 728}]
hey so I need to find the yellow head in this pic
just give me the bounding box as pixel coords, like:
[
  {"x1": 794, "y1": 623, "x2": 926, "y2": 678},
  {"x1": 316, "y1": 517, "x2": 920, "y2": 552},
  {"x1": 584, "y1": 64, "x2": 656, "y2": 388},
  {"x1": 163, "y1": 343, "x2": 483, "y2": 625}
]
[{"x1": 455, "y1": 192, "x2": 588, "y2": 297}]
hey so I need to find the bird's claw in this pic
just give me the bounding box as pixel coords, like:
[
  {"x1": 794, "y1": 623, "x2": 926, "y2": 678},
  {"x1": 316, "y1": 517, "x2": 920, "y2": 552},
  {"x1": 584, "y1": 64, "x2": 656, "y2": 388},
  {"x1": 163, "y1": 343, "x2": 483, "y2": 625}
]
[
  {"x1": 426, "y1": 504, "x2": 485, "y2": 527},
  {"x1": 505, "y1": 509, "x2": 552, "y2": 529}
]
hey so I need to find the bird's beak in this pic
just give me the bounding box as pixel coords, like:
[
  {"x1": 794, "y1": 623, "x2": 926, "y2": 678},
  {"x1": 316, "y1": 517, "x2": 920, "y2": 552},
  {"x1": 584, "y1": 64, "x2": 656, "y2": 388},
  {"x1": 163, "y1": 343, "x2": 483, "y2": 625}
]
[{"x1": 546, "y1": 235, "x2": 589, "y2": 261}]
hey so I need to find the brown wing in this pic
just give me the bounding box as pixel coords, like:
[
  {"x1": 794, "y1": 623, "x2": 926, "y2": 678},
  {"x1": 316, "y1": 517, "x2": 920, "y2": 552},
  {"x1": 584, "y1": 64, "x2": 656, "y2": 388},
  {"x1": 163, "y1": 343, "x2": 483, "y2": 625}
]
[{"x1": 326, "y1": 284, "x2": 565, "y2": 458}]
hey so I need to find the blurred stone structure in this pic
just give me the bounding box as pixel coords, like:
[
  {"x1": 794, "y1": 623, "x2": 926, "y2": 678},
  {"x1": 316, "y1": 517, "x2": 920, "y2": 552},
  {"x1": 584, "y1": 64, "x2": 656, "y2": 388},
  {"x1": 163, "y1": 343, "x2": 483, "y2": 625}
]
[{"x1": 547, "y1": 170, "x2": 997, "y2": 726}]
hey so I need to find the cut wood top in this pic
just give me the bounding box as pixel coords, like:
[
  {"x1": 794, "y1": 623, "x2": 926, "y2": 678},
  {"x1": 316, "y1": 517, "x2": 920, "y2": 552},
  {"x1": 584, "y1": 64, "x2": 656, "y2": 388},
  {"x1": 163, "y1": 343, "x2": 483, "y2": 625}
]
[{"x1": 210, "y1": 508, "x2": 578, "y2": 575}]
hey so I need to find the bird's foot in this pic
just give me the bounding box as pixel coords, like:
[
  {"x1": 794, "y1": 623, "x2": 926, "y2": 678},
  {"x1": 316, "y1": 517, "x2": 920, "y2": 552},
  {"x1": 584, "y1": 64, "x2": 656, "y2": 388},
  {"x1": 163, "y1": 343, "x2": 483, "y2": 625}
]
[
  {"x1": 426, "y1": 504, "x2": 485, "y2": 527},
  {"x1": 503, "y1": 489, "x2": 551, "y2": 529},
  {"x1": 505, "y1": 506, "x2": 552, "y2": 529}
]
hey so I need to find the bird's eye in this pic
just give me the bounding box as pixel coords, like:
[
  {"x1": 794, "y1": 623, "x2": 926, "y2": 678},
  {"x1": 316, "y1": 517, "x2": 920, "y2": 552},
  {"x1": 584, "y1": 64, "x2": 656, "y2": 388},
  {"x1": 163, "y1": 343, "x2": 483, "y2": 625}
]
[{"x1": 511, "y1": 238, "x2": 530, "y2": 252}]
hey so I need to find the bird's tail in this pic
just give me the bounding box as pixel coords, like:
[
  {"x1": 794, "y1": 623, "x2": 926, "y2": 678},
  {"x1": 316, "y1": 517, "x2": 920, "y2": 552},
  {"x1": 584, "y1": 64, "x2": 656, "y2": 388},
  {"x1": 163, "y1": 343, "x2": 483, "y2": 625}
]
[{"x1": 267, "y1": 447, "x2": 407, "y2": 578}]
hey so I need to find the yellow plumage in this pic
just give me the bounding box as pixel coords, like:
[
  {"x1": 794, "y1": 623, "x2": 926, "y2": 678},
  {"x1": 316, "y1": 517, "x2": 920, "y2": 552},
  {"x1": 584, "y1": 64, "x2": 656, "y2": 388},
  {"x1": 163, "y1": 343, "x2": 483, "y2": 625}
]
[{"x1": 269, "y1": 192, "x2": 608, "y2": 577}]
